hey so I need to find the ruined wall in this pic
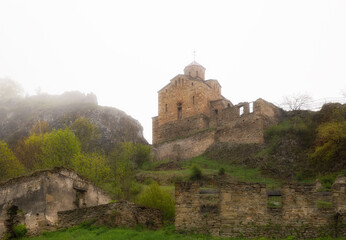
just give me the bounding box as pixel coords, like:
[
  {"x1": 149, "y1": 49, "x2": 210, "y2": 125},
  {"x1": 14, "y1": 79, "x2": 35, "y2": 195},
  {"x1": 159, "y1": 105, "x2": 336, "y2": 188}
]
[
  {"x1": 153, "y1": 129, "x2": 215, "y2": 161},
  {"x1": 58, "y1": 201, "x2": 163, "y2": 230},
  {"x1": 175, "y1": 177, "x2": 346, "y2": 238},
  {"x1": 154, "y1": 98, "x2": 283, "y2": 160},
  {"x1": 0, "y1": 168, "x2": 110, "y2": 238},
  {"x1": 215, "y1": 115, "x2": 269, "y2": 144}
]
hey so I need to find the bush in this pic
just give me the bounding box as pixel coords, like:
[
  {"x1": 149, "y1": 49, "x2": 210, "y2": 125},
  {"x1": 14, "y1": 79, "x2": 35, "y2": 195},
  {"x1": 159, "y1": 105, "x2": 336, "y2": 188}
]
[
  {"x1": 190, "y1": 165, "x2": 202, "y2": 180},
  {"x1": 13, "y1": 224, "x2": 27, "y2": 238},
  {"x1": 218, "y1": 167, "x2": 225, "y2": 175},
  {"x1": 136, "y1": 182, "x2": 174, "y2": 221}
]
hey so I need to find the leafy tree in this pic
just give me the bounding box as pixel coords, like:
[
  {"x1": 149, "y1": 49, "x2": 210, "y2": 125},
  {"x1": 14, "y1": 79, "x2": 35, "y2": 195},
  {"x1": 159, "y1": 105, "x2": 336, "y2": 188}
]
[
  {"x1": 112, "y1": 155, "x2": 133, "y2": 199},
  {"x1": 136, "y1": 181, "x2": 175, "y2": 221},
  {"x1": 0, "y1": 141, "x2": 25, "y2": 181},
  {"x1": 108, "y1": 142, "x2": 150, "y2": 199},
  {"x1": 73, "y1": 152, "x2": 113, "y2": 186},
  {"x1": 40, "y1": 128, "x2": 81, "y2": 169},
  {"x1": 15, "y1": 134, "x2": 45, "y2": 171},
  {"x1": 111, "y1": 142, "x2": 150, "y2": 170},
  {"x1": 71, "y1": 117, "x2": 100, "y2": 152},
  {"x1": 311, "y1": 121, "x2": 346, "y2": 172}
]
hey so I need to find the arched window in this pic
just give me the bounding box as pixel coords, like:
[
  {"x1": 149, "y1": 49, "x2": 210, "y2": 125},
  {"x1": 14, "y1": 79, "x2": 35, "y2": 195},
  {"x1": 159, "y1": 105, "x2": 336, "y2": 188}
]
[{"x1": 177, "y1": 103, "x2": 182, "y2": 120}]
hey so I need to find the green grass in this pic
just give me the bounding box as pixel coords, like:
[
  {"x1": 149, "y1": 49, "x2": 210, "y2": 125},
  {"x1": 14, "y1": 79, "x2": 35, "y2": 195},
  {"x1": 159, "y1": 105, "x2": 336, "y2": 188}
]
[
  {"x1": 26, "y1": 225, "x2": 343, "y2": 240},
  {"x1": 26, "y1": 225, "x2": 226, "y2": 240},
  {"x1": 317, "y1": 200, "x2": 333, "y2": 209},
  {"x1": 182, "y1": 156, "x2": 282, "y2": 189}
]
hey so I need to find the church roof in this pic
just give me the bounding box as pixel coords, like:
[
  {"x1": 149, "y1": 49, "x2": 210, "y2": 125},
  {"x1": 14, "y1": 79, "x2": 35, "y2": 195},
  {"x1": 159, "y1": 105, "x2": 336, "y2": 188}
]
[{"x1": 185, "y1": 61, "x2": 206, "y2": 70}]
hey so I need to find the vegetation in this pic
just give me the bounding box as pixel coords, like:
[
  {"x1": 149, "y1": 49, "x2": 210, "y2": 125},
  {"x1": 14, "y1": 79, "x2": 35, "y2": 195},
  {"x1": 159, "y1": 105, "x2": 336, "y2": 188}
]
[
  {"x1": 218, "y1": 167, "x2": 225, "y2": 176},
  {"x1": 71, "y1": 117, "x2": 101, "y2": 152},
  {"x1": 203, "y1": 103, "x2": 346, "y2": 182},
  {"x1": 136, "y1": 181, "x2": 175, "y2": 221},
  {"x1": 0, "y1": 140, "x2": 25, "y2": 181},
  {"x1": 13, "y1": 224, "x2": 27, "y2": 238},
  {"x1": 190, "y1": 164, "x2": 202, "y2": 180},
  {"x1": 25, "y1": 224, "x2": 345, "y2": 240}
]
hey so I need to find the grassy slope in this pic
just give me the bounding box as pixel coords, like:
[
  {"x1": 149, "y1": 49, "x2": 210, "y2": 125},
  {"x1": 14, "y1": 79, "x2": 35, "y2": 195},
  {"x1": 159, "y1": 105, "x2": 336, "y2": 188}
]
[
  {"x1": 137, "y1": 156, "x2": 282, "y2": 190},
  {"x1": 26, "y1": 225, "x2": 342, "y2": 240}
]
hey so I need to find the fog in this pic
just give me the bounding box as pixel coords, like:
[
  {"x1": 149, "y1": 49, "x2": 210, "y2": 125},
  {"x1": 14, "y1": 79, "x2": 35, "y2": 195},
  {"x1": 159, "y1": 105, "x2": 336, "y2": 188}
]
[{"x1": 1, "y1": 0, "x2": 346, "y2": 143}]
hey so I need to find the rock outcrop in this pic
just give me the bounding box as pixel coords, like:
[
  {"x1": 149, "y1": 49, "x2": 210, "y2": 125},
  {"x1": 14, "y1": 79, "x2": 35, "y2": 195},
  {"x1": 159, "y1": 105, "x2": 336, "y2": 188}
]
[{"x1": 0, "y1": 92, "x2": 147, "y2": 152}]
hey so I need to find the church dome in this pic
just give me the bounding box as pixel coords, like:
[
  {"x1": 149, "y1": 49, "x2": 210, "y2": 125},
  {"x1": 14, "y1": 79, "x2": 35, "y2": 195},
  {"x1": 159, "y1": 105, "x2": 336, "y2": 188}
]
[
  {"x1": 184, "y1": 61, "x2": 206, "y2": 80},
  {"x1": 185, "y1": 61, "x2": 206, "y2": 69}
]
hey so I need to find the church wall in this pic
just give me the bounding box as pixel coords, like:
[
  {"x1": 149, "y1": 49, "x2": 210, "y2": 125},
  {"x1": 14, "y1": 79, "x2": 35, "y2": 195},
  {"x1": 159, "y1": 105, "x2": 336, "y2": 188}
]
[{"x1": 157, "y1": 78, "x2": 219, "y2": 127}]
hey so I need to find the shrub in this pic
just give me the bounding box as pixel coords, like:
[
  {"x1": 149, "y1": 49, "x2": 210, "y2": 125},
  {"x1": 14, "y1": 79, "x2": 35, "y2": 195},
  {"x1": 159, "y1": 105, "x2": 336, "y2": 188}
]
[
  {"x1": 190, "y1": 165, "x2": 202, "y2": 180},
  {"x1": 136, "y1": 182, "x2": 174, "y2": 221},
  {"x1": 218, "y1": 167, "x2": 225, "y2": 175},
  {"x1": 13, "y1": 224, "x2": 27, "y2": 238}
]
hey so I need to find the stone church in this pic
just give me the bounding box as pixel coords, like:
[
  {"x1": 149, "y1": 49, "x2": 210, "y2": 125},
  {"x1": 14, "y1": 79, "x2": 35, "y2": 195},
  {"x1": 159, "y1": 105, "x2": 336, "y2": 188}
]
[{"x1": 152, "y1": 61, "x2": 283, "y2": 160}]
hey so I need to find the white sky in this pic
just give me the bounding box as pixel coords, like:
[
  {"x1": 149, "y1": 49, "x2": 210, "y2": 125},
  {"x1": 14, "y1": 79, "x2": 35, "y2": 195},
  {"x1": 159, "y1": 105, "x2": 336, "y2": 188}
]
[{"x1": 0, "y1": 0, "x2": 345, "y2": 143}]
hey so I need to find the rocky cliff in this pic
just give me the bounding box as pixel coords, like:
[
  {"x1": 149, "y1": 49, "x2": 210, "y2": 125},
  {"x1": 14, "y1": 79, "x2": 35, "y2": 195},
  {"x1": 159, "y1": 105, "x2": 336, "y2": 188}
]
[{"x1": 0, "y1": 92, "x2": 147, "y2": 152}]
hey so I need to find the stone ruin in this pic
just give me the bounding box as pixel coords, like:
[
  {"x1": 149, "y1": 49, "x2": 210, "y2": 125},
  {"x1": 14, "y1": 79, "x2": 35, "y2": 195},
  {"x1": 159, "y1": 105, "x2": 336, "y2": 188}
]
[
  {"x1": 0, "y1": 168, "x2": 163, "y2": 238},
  {"x1": 175, "y1": 176, "x2": 346, "y2": 238},
  {"x1": 0, "y1": 167, "x2": 110, "y2": 237}
]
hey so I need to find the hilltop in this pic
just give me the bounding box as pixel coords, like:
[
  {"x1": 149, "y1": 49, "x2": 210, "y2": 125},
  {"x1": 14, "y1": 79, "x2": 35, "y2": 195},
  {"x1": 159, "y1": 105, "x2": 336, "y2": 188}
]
[{"x1": 0, "y1": 91, "x2": 147, "y2": 152}]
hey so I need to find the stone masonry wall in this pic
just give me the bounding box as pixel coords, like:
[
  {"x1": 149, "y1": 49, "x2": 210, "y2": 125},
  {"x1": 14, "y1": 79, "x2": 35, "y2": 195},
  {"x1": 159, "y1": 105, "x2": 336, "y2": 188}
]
[
  {"x1": 153, "y1": 129, "x2": 215, "y2": 161},
  {"x1": 175, "y1": 177, "x2": 346, "y2": 238},
  {"x1": 154, "y1": 114, "x2": 209, "y2": 144},
  {"x1": 157, "y1": 76, "x2": 221, "y2": 128},
  {"x1": 58, "y1": 201, "x2": 163, "y2": 230},
  {"x1": 0, "y1": 168, "x2": 110, "y2": 238}
]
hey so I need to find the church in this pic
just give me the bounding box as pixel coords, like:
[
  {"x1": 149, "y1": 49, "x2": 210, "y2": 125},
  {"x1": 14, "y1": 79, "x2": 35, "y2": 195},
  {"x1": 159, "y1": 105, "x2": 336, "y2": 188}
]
[{"x1": 152, "y1": 61, "x2": 282, "y2": 160}]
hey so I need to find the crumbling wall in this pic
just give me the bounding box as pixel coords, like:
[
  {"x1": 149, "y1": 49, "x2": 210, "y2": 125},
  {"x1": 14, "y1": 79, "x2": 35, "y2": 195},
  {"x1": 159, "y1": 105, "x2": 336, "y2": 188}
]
[
  {"x1": 58, "y1": 201, "x2": 163, "y2": 230},
  {"x1": 175, "y1": 178, "x2": 346, "y2": 238},
  {"x1": 0, "y1": 168, "x2": 110, "y2": 238}
]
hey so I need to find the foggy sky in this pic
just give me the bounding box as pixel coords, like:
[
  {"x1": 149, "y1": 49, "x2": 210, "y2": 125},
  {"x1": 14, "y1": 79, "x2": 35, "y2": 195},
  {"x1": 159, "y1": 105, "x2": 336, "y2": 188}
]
[{"x1": 0, "y1": 0, "x2": 345, "y2": 143}]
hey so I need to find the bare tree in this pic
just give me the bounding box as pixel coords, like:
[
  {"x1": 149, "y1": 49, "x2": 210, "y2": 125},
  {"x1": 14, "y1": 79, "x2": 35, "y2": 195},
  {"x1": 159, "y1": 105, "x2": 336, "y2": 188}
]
[{"x1": 282, "y1": 93, "x2": 312, "y2": 111}]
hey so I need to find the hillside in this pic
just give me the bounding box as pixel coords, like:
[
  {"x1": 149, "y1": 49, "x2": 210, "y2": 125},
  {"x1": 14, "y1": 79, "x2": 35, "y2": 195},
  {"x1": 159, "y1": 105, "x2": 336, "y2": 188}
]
[
  {"x1": 0, "y1": 91, "x2": 147, "y2": 152},
  {"x1": 204, "y1": 102, "x2": 346, "y2": 183}
]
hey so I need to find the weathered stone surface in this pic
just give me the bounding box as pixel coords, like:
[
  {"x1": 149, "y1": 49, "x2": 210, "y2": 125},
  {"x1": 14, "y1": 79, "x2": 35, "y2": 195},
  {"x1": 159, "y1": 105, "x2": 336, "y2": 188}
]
[
  {"x1": 175, "y1": 178, "x2": 346, "y2": 238},
  {"x1": 0, "y1": 168, "x2": 110, "y2": 238},
  {"x1": 152, "y1": 62, "x2": 283, "y2": 160},
  {"x1": 58, "y1": 201, "x2": 163, "y2": 230}
]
